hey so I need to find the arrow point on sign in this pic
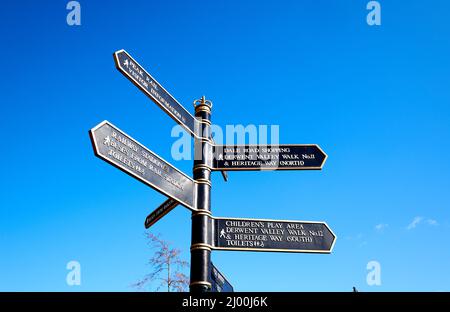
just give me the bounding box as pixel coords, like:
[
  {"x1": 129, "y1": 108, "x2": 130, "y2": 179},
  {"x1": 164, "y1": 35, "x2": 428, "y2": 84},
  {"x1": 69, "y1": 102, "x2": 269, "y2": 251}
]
[
  {"x1": 89, "y1": 120, "x2": 110, "y2": 159},
  {"x1": 315, "y1": 144, "x2": 328, "y2": 169},
  {"x1": 323, "y1": 221, "x2": 337, "y2": 253}
]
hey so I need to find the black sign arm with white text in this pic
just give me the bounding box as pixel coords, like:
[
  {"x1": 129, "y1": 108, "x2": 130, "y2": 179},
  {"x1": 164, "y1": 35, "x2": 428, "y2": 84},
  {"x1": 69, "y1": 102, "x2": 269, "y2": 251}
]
[
  {"x1": 89, "y1": 121, "x2": 196, "y2": 210},
  {"x1": 114, "y1": 50, "x2": 199, "y2": 138},
  {"x1": 145, "y1": 198, "x2": 179, "y2": 228},
  {"x1": 212, "y1": 144, "x2": 327, "y2": 171},
  {"x1": 213, "y1": 217, "x2": 335, "y2": 253}
]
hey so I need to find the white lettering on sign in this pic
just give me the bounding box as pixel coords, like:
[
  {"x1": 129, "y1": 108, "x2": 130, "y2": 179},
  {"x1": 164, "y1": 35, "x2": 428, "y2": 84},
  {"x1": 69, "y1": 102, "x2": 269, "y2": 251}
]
[
  {"x1": 120, "y1": 54, "x2": 187, "y2": 124},
  {"x1": 103, "y1": 130, "x2": 184, "y2": 191},
  {"x1": 217, "y1": 220, "x2": 332, "y2": 251}
]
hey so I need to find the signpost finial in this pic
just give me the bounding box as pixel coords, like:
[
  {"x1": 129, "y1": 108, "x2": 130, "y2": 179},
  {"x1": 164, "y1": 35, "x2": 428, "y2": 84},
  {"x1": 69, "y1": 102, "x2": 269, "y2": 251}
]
[{"x1": 194, "y1": 96, "x2": 213, "y2": 110}]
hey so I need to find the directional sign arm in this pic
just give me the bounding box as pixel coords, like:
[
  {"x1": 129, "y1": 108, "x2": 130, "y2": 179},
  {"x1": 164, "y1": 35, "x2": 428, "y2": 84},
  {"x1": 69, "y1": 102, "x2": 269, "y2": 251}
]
[
  {"x1": 113, "y1": 50, "x2": 199, "y2": 138},
  {"x1": 212, "y1": 144, "x2": 327, "y2": 171},
  {"x1": 212, "y1": 217, "x2": 336, "y2": 253},
  {"x1": 89, "y1": 121, "x2": 197, "y2": 211},
  {"x1": 209, "y1": 262, "x2": 234, "y2": 292},
  {"x1": 145, "y1": 198, "x2": 179, "y2": 229}
]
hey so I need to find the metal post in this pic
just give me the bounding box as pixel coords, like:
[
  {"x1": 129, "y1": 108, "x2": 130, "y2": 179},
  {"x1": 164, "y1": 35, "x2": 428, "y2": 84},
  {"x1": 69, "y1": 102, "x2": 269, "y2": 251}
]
[{"x1": 190, "y1": 96, "x2": 213, "y2": 292}]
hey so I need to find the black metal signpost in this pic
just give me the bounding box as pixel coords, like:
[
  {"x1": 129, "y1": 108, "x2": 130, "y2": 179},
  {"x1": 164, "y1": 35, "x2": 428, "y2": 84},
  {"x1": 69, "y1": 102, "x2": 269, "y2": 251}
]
[
  {"x1": 190, "y1": 96, "x2": 213, "y2": 292},
  {"x1": 90, "y1": 49, "x2": 336, "y2": 293}
]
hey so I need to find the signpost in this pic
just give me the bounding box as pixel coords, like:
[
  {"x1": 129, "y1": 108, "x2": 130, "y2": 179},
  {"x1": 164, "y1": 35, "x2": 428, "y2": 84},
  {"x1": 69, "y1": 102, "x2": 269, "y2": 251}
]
[
  {"x1": 145, "y1": 198, "x2": 179, "y2": 229},
  {"x1": 90, "y1": 49, "x2": 335, "y2": 293},
  {"x1": 209, "y1": 262, "x2": 234, "y2": 292},
  {"x1": 113, "y1": 50, "x2": 199, "y2": 138},
  {"x1": 213, "y1": 217, "x2": 335, "y2": 253},
  {"x1": 212, "y1": 144, "x2": 327, "y2": 171},
  {"x1": 89, "y1": 121, "x2": 196, "y2": 211}
]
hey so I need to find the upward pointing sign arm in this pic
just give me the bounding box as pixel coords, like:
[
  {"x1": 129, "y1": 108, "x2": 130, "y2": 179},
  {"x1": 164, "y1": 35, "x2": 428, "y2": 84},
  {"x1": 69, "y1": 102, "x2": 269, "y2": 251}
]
[{"x1": 113, "y1": 50, "x2": 199, "y2": 138}]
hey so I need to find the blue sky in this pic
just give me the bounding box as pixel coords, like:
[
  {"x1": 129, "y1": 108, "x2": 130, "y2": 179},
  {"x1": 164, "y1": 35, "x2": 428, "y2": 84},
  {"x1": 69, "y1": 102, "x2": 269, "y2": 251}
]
[{"x1": 1, "y1": 0, "x2": 450, "y2": 291}]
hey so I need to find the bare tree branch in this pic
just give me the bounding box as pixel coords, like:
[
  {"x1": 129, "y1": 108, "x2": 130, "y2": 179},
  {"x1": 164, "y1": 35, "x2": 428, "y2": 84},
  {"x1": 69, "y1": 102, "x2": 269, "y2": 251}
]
[{"x1": 131, "y1": 232, "x2": 189, "y2": 292}]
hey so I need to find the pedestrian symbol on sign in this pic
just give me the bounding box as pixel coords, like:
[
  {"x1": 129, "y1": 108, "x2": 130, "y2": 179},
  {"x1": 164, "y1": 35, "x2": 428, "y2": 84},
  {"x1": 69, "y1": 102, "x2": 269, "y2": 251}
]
[{"x1": 103, "y1": 136, "x2": 111, "y2": 146}]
